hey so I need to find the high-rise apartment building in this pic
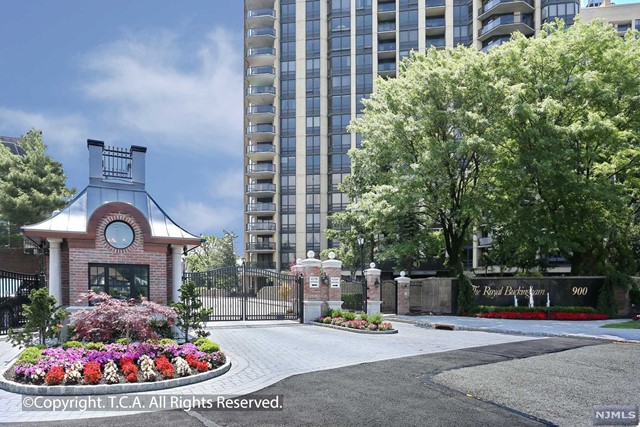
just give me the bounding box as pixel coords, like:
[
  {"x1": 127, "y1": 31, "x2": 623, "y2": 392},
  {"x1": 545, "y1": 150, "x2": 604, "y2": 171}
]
[
  {"x1": 243, "y1": 0, "x2": 579, "y2": 271},
  {"x1": 581, "y1": 0, "x2": 640, "y2": 32}
]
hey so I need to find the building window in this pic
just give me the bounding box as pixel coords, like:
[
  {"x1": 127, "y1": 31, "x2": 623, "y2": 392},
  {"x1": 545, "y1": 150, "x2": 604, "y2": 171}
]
[
  {"x1": 89, "y1": 264, "x2": 149, "y2": 302},
  {"x1": 330, "y1": 172, "x2": 350, "y2": 191},
  {"x1": 329, "y1": 153, "x2": 351, "y2": 172},
  {"x1": 330, "y1": 114, "x2": 351, "y2": 133},
  {"x1": 306, "y1": 39, "x2": 321, "y2": 56},
  {"x1": 307, "y1": 19, "x2": 321, "y2": 36},
  {"x1": 306, "y1": 155, "x2": 321, "y2": 173},
  {"x1": 281, "y1": 176, "x2": 296, "y2": 193},
  {"x1": 306, "y1": 0, "x2": 320, "y2": 19},
  {"x1": 306, "y1": 174, "x2": 321, "y2": 192},
  {"x1": 307, "y1": 135, "x2": 321, "y2": 154},
  {"x1": 306, "y1": 58, "x2": 321, "y2": 76},
  {"x1": 306, "y1": 96, "x2": 320, "y2": 115},
  {"x1": 281, "y1": 137, "x2": 296, "y2": 155},
  {"x1": 306, "y1": 194, "x2": 321, "y2": 211},
  {"x1": 306, "y1": 77, "x2": 321, "y2": 94},
  {"x1": 306, "y1": 116, "x2": 321, "y2": 133},
  {"x1": 281, "y1": 213, "x2": 296, "y2": 232},
  {"x1": 330, "y1": 55, "x2": 351, "y2": 75},
  {"x1": 281, "y1": 155, "x2": 296, "y2": 174},
  {"x1": 331, "y1": 0, "x2": 351, "y2": 14}
]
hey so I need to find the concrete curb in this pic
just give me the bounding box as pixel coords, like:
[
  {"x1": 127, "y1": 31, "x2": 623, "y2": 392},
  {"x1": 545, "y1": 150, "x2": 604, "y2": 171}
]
[
  {"x1": 0, "y1": 360, "x2": 232, "y2": 396},
  {"x1": 413, "y1": 321, "x2": 634, "y2": 342},
  {"x1": 312, "y1": 322, "x2": 398, "y2": 334}
]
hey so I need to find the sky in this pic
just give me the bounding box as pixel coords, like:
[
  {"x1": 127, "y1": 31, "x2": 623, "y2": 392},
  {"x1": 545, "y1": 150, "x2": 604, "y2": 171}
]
[
  {"x1": 2, "y1": 0, "x2": 639, "y2": 249},
  {"x1": 0, "y1": 1, "x2": 245, "y2": 244}
]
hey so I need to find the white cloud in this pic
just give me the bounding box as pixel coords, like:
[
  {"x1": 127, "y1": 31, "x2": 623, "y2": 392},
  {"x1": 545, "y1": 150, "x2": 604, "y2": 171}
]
[
  {"x1": 81, "y1": 27, "x2": 243, "y2": 156},
  {"x1": 207, "y1": 169, "x2": 244, "y2": 200},
  {"x1": 169, "y1": 199, "x2": 241, "y2": 236},
  {"x1": 0, "y1": 107, "x2": 88, "y2": 154}
]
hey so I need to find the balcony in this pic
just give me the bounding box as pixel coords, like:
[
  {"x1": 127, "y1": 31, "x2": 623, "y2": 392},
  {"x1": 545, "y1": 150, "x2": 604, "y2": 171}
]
[
  {"x1": 246, "y1": 163, "x2": 276, "y2": 178},
  {"x1": 245, "y1": 261, "x2": 277, "y2": 269},
  {"x1": 426, "y1": 37, "x2": 446, "y2": 48},
  {"x1": 246, "y1": 222, "x2": 277, "y2": 234},
  {"x1": 478, "y1": 0, "x2": 534, "y2": 21},
  {"x1": 246, "y1": 143, "x2": 276, "y2": 160},
  {"x1": 426, "y1": 0, "x2": 446, "y2": 16},
  {"x1": 246, "y1": 47, "x2": 276, "y2": 66},
  {"x1": 378, "y1": 21, "x2": 396, "y2": 40},
  {"x1": 246, "y1": 66, "x2": 276, "y2": 85},
  {"x1": 246, "y1": 8, "x2": 276, "y2": 28},
  {"x1": 245, "y1": 27, "x2": 276, "y2": 48},
  {"x1": 246, "y1": 105, "x2": 276, "y2": 122},
  {"x1": 246, "y1": 242, "x2": 276, "y2": 252},
  {"x1": 246, "y1": 182, "x2": 276, "y2": 196},
  {"x1": 245, "y1": 85, "x2": 276, "y2": 104},
  {"x1": 246, "y1": 202, "x2": 277, "y2": 214},
  {"x1": 478, "y1": 236, "x2": 494, "y2": 247},
  {"x1": 426, "y1": 17, "x2": 446, "y2": 36},
  {"x1": 246, "y1": 124, "x2": 276, "y2": 140},
  {"x1": 378, "y1": 61, "x2": 396, "y2": 77},
  {"x1": 378, "y1": 2, "x2": 396, "y2": 20},
  {"x1": 478, "y1": 15, "x2": 534, "y2": 42}
]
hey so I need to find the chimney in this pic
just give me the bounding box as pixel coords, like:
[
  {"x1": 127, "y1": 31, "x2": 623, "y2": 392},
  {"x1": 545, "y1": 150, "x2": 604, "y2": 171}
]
[
  {"x1": 87, "y1": 139, "x2": 104, "y2": 184},
  {"x1": 87, "y1": 140, "x2": 147, "y2": 190}
]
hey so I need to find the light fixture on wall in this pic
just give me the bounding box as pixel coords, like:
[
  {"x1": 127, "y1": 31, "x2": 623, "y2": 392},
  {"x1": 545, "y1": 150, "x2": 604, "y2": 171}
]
[{"x1": 321, "y1": 271, "x2": 328, "y2": 284}]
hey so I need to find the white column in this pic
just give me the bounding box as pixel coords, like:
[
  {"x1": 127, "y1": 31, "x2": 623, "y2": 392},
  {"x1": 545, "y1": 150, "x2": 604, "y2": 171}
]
[
  {"x1": 47, "y1": 238, "x2": 63, "y2": 304},
  {"x1": 171, "y1": 245, "x2": 183, "y2": 303}
]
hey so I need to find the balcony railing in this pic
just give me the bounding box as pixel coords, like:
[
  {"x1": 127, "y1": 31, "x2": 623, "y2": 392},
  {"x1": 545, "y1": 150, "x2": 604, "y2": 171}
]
[
  {"x1": 246, "y1": 144, "x2": 275, "y2": 154},
  {"x1": 245, "y1": 261, "x2": 277, "y2": 269},
  {"x1": 246, "y1": 124, "x2": 276, "y2": 134},
  {"x1": 426, "y1": 17, "x2": 446, "y2": 27},
  {"x1": 246, "y1": 105, "x2": 276, "y2": 115},
  {"x1": 426, "y1": 37, "x2": 446, "y2": 48},
  {"x1": 426, "y1": 0, "x2": 446, "y2": 7},
  {"x1": 246, "y1": 163, "x2": 276, "y2": 173},
  {"x1": 246, "y1": 47, "x2": 276, "y2": 58},
  {"x1": 378, "y1": 2, "x2": 396, "y2": 12},
  {"x1": 378, "y1": 22, "x2": 396, "y2": 32},
  {"x1": 246, "y1": 27, "x2": 276, "y2": 38},
  {"x1": 480, "y1": 14, "x2": 533, "y2": 36},
  {"x1": 246, "y1": 8, "x2": 276, "y2": 19},
  {"x1": 480, "y1": 0, "x2": 533, "y2": 15},
  {"x1": 247, "y1": 66, "x2": 276, "y2": 77},
  {"x1": 246, "y1": 222, "x2": 277, "y2": 232},
  {"x1": 246, "y1": 203, "x2": 276, "y2": 212},
  {"x1": 246, "y1": 86, "x2": 276, "y2": 96},
  {"x1": 378, "y1": 42, "x2": 397, "y2": 52},
  {"x1": 246, "y1": 242, "x2": 276, "y2": 251},
  {"x1": 246, "y1": 183, "x2": 276, "y2": 193},
  {"x1": 378, "y1": 61, "x2": 397, "y2": 72}
]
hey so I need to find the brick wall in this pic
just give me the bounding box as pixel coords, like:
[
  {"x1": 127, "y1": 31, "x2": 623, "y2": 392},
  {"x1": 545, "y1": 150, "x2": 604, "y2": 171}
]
[{"x1": 66, "y1": 212, "x2": 169, "y2": 306}]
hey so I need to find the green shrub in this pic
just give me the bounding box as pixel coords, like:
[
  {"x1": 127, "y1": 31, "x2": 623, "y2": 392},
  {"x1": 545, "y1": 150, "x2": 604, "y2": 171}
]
[
  {"x1": 159, "y1": 338, "x2": 177, "y2": 345},
  {"x1": 368, "y1": 313, "x2": 383, "y2": 325},
  {"x1": 457, "y1": 275, "x2": 475, "y2": 315},
  {"x1": 358, "y1": 312, "x2": 368, "y2": 322},
  {"x1": 17, "y1": 347, "x2": 43, "y2": 365},
  {"x1": 84, "y1": 342, "x2": 104, "y2": 351},
  {"x1": 150, "y1": 319, "x2": 174, "y2": 339},
  {"x1": 323, "y1": 317, "x2": 332, "y2": 324},
  {"x1": 597, "y1": 271, "x2": 632, "y2": 318},
  {"x1": 629, "y1": 286, "x2": 640, "y2": 305},
  {"x1": 330, "y1": 309, "x2": 343, "y2": 318},
  {"x1": 198, "y1": 341, "x2": 220, "y2": 353},
  {"x1": 193, "y1": 337, "x2": 209, "y2": 347},
  {"x1": 115, "y1": 337, "x2": 129, "y2": 345},
  {"x1": 62, "y1": 340, "x2": 83, "y2": 349},
  {"x1": 341, "y1": 294, "x2": 362, "y2": 310},
  {"x1": 343, "y1": 311, "x2": 356, "y2": 321}
]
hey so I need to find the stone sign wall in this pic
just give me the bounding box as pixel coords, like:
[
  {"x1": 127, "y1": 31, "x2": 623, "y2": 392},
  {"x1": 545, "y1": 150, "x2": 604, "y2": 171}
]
[{"x1": 470, "y1": 277, "x2": 604, "y2": 308}]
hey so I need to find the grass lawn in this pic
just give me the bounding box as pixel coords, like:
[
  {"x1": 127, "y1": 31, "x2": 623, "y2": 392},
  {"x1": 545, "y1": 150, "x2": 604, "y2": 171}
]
[{"x1": 601, "y1": 321, "x2": 640, "y2": 329}]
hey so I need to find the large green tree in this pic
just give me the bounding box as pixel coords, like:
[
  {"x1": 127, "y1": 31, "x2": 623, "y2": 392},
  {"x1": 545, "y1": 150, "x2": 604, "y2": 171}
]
[
  {"x1": 0, "y1": 129, "x2": 74, "y2": 244},
  {"x1": 345, "y1": 47, "x2": 507, "y2": 276},
  {"x1": 186, "y1": 231, "x2": 237, "y2": 272},
  {"x1": 487, "y1": 20, "x2": 640, "y2": 275}
]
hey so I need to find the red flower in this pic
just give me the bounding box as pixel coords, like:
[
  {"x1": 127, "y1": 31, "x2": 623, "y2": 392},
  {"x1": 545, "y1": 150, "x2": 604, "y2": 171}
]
[
  {"x1": 84, "y1": 361, "x2": 102, "y2": 384},
  {"x1": 195, "y1": 360, "x2": 209, "y2": 372},
  {"x1": 120, "y1": 357, "x2": 134, "y2": 367},
  {"x1": 126, "y1": 372, "x2": 138, "y2": 382},
  {"x1": 185, "y1": 354, "x2": 199, "y2": 369},
  {"x1": 45, "y1": 366, "x2": 65, "y2": 385}
]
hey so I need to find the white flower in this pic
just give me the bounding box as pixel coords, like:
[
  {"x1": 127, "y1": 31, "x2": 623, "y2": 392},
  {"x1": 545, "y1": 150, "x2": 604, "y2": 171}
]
[
  {"x1": 103, "y1": 360, "x2": 119, "y2": 384},
  {"x1": 173, "y1": 357, "x2": 191, "y2": 377}
]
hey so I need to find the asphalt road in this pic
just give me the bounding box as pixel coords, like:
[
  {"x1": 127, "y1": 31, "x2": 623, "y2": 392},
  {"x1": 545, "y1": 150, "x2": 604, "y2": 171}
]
[{"x1": 10, "y1": 337, "x2": 603, "y2": 427}]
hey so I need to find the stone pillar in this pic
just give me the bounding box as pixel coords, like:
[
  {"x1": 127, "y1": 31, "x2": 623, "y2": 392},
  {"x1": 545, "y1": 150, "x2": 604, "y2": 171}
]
[
  {"x1": 396, "y1": 271, "x2": 411, "y2": 315},
  {"x1": 171, "y1": 245, "x2": 183, "y2": 303},
  {"x1": 47, "y1": 238, "x2": 63, "y2": 305},
  {"x1": 365, "y1": 262, "x2": 382, "y2": 314},
  {"x1": 300, "y1": 251, "x2": 324, "y2": 323},
  {"x1": 322, "y1": 251, "x2": 343, "y2": 312}
]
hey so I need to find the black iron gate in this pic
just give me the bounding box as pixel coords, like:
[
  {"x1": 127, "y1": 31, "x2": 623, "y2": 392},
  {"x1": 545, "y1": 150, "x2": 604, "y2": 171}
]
[
  {"x1": 0, "y1": 269, "x2": 43, "y2": 334},
  {"x1": 340, "y1": 279, "x2": 368, "y2": 313},
  {"x1": 183, "y1": 266, "x2": 303, "y2": 322}
]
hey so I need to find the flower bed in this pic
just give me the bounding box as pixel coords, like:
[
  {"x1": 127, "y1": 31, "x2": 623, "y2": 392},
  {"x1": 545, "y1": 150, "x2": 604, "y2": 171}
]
[
  {"x1": 476, "y1": 311, "x2": 609, "y2": 320},
  {"x1": 7, "y1": 338, "x2": 226, "y2": 386},
  {"x1": 315, "y1": 310, "x2": 395, "y2": 333}
]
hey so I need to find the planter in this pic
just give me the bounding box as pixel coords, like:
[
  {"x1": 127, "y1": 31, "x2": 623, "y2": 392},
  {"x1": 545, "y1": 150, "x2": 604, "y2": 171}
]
[
  {"x1": 313, "y1": 321, "x2": 397, "y2": 334},
  {"x1": 0, "y1": 360, "x2": 231, "y2": 396}
]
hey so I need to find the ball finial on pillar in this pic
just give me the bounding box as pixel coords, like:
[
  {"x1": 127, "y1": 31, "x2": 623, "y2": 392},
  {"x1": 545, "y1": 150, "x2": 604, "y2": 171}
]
[
  {"x1": 328, "y1": 251, "x2": 336, "y2": 260},
  {"x1": 307, "y1": 250, "x2": 315, "y2": 259},
  {"x1": 370, "y1": 262, "x2": 376, "y2": 268},
  {"x1": 400, "y1": 271, "x2": 406, "y2": 277}
]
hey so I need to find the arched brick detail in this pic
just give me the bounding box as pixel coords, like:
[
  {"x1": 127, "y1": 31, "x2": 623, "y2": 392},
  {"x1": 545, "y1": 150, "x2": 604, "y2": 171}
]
[{"x1": 87, "y1": 202, "x2": 152, "y2": 241}]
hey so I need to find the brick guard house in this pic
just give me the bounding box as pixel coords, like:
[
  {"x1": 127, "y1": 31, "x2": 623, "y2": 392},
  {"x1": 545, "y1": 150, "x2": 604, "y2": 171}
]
[{"x1": 21, "y1": 140, "x2": 201, "y2": 307}]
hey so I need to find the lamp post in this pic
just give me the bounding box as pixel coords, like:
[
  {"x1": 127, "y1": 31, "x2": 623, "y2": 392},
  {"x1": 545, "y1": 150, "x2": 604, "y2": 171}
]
[{"x1": 357, "y1": 235, "x2": 365, "y2": 312}]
